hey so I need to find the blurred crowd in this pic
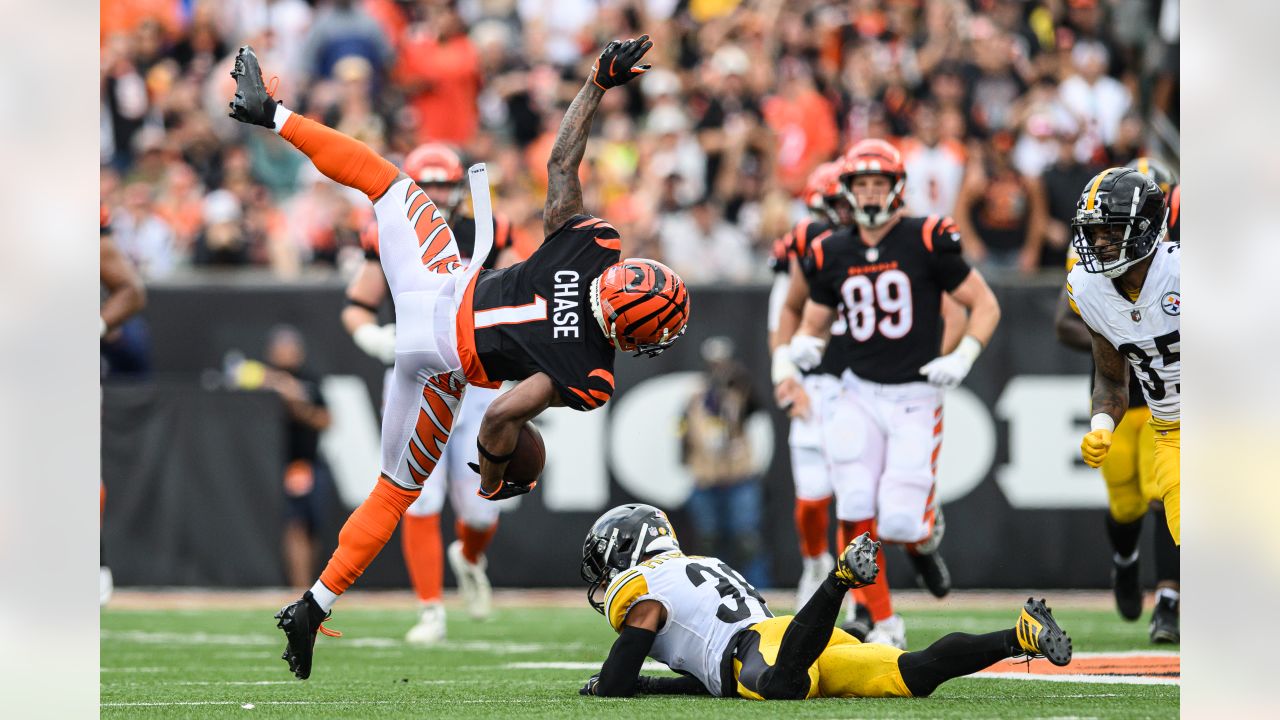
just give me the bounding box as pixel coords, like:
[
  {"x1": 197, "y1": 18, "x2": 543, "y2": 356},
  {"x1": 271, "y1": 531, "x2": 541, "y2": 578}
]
[{"x1": 100, "y1": 0, "x2": 1178, "y2": 283}]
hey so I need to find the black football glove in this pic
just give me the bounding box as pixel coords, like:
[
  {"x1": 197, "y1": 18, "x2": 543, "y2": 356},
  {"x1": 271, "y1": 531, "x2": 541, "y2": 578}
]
[
  {"x1": 579, "y1": 674, "x2": 601, "y2": 696},
  {"x1": 469, "y1": 462, "x2": 537, "y2": 501},
  {"x1": 589, "y1": 34, "x2": 653, "y2": 90}
]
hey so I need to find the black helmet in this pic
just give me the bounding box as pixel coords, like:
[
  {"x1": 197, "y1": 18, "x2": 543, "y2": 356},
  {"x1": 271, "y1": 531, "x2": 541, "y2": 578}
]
[
  {"x1": 580, "y1": 503, "x2": 680, "y2": 615},
  {"x1": 1124, "y1": 156, "x2": 1179, "y2": 197},
  {"x1": 1070, "y1": 167, "x2": 1167, "y2": 279}
]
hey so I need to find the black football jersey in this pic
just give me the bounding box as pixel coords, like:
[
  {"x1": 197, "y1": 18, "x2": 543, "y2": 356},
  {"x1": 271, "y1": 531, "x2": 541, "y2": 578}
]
[
  {"x1": 773, "y1": 218, "x2": 859, "y2": 378},
  {"x1": 803, "y1": 215, "x2": 971, "y2": 384},
  {"x1": 469, "y1": 214, "x2": 620, "y2": 411}
]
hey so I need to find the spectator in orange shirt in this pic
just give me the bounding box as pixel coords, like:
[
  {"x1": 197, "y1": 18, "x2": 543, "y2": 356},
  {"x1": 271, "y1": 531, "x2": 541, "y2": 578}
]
[
  {"x1": 398, "y1": 3, "x2": 482, "y2": 147},
  {"x1": 763, "y1": 59, "x2": 838, "y2": 196}
]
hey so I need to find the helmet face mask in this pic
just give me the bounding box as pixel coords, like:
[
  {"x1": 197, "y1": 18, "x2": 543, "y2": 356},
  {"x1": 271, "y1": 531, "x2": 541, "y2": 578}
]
[
  {"x1": 1070, "y1": 168, "x2": 1167, "y2": 279},
  {"x1": 580, "y1": 504, "x2": 680, "y2": 615}
]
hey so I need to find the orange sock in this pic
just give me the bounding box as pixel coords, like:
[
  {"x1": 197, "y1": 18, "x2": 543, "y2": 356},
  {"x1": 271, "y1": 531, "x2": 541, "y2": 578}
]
[
  {"x1": 794, "y1": 497, "x2": 831, "y2": 558},
  {"x1": 456, "y1": 519, "x2": 497, "y2": 564},
  {"x1": 841, "y1": 519, "x2": 894, "y2": 623},
  {"x1": 100, "y1": 482, "x2": 106, "y2": 523},
  {"x1": 279, "y1": 113, "x2": 399, "y2": 201},
  {"x1": 319, "y1": 477, "x2": 420, "y2": 595},
  {"x1": 402, "y1": 513, "x2": 443, "y2": 603}
]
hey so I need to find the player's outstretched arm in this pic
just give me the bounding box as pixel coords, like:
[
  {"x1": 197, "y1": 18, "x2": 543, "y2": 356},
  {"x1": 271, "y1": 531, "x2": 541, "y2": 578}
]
[
  {"x1": 581, "y1": 600, "x2": 664, "y2": 697},
  {"x1": 475, "y1": 373, "x2": 559, "y2": 498},
  {"x1": 1053, "y1": 286, "x2": 1092, "y2": 352},
  {"x1": 100, "y1": 238, "x2": 147, "y2": 336},
  {"x1": 544, "y1": 36, "x2": 652, "y2": 236},
  {"x1": 1081, "y1": 326, "x2": 1129, "y2": 468}
]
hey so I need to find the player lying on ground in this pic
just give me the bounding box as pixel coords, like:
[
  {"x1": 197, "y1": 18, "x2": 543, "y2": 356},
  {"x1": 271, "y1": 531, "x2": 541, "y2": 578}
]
[
  {"x1": 578, "y1": 504, "x2": 1072, "y2": 699},
  {"x1": 227, "y1": 36, "x2": 690, "y2": 680}
]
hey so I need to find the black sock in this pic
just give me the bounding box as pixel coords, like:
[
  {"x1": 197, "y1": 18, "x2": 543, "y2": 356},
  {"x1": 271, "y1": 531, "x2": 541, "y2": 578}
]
[
  {"x1": 1152, "y1": 506, "x2": 1180, "y2": 584},
  {"x1": 757, "y1": 575, "x2": 846, "y2": 699},
  {"x1": 897, "y1": 630, "x2": 1018, "y2": 697},
  {"x1": 1106, "y1": 513, "x2": 1143, "y2": 560}
]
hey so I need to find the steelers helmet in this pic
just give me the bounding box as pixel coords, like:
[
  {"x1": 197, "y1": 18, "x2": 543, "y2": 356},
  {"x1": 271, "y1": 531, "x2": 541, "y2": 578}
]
[
  {"x1": 1070, "y1": 167, "x2": 1167, "y2": 279},
  {"x1": 580, "y1": 503, "x2": 680, "y2": 615}
]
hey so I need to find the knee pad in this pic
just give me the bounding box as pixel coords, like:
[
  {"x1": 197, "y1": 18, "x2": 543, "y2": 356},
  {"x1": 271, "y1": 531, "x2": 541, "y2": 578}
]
[{"x1": 877, "y1": 512, "x2": 926, "y2": 545}]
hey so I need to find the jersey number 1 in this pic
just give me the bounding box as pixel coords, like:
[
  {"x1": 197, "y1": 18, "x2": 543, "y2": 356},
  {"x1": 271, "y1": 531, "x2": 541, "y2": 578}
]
[
  {"x1": 840, "y1": 269, "x2": 913, "y2": 341},
  {"x1": 474, "y1": 295, "x2": 548, "y2": 329}
]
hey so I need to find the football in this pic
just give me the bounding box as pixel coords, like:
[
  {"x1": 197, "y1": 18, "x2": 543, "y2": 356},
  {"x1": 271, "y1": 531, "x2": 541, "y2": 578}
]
[{"x1": 505, "y1": 422, "x2": 545, "y2": 487}]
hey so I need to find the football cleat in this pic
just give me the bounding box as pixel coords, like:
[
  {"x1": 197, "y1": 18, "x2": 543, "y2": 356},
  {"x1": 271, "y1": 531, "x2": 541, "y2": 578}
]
[
  {"x1": 1148, "y1": 592, "x2": 1179, "y2": 644},
  {"x1": 840, "y1": 602, "x2": 874, "y2": 642},
  {"x1": 228, "y1": 45, "x2": 279, "y2": 128},
  {"x1": 275, "y1": 591, "x2": 340, "y2": 680},
  {"x1": 405, "y1": 602, "x2": 447, "y2": 646},
  {"x1": 447, "y1": 540, "x2": 492, "y2": 620},
  {"x1": 1112, "y1": 555, "x2": 1143, "y2": 621},
  {"x1": 865, "y1": 614, "x2": 907, "y2": 650},
  {"x1": 907, "y1": 550, "x2": 952, "y2": 599},
  {"x1": 796, "y1": 553, "x2": 834, "y2": 610},
  {"x1": 1014, "y1": 598, "x2": 1073, "y2": 667},
  {"x1": 832, "y1": 532, "x2": 881, "y2": 589}
]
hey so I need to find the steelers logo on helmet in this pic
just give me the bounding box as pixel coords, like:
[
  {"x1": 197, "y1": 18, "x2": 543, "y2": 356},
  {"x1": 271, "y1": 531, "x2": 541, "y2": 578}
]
[
  {"x1": 839, "y1": 138, "x2": 907, "y2": 229},
  {"x1": 590, "y1": 259, "x2": 689, "y2": 357},
  {"x1": 1070, "y1": 167, "x2": 1167, "y2": 279},
  {"x1": 580, "y1": 503, "x2": 681, "y2": 615}
]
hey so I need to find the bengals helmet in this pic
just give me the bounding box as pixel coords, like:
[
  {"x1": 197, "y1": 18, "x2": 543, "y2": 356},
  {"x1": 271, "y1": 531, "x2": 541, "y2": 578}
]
[
  {"x1": 404, "y1": 143, "x2": 465, "y2": 210},
  {"x1": 839, "y1": 138, "x2": 907, "y2": 228},
  {"x1": 1124, "y1": 157, "x2": 1179, "y2": 196},
  {"x1": 803, "y1": 161, "x2": 847, "y2": 226},
  {"x1": 581, "y1": 503, "x2": 680, "y2": 615},
  {"x1": 1071, "y1": 168, "x2": 1167, "y2": 278},
  {"x1": 590, "y1": 259, "x2": 689, "y2": 357}
]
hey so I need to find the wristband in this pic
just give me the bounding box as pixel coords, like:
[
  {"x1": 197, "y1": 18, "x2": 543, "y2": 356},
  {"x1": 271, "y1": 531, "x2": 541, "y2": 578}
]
[
  {"x1": 1090, "y1": 413, "x2": 1116, "y2": 433},
  {"x1": 477, "y1": 439, "x2": 516, "y2": 464},
  {"x1": 771, "y1": 346, "x2": 799, "y2": 384},
  {"x1": 955, "y1": 335, "x2": 983, "y2": 363}
]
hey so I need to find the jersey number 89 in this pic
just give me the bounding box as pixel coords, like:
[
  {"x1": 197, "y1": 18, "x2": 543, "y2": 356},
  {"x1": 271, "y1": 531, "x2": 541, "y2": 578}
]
[{"x1": 840, "y1": 269, "x2": 913, "y2": 342}]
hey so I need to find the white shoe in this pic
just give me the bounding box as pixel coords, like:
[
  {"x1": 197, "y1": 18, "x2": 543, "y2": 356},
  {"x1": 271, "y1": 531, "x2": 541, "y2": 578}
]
[
  {"x1": 795, "y1": 553, "x2": 834, "y2": 610},
  {"x1": 405, "y1": 602, "x2": 446, "y2": 645},
  {"x1": 99, "y1": 566, "x2": 114, "y2": 607},
  {"x1": 865, "y1": 614, "x2": 907, "y2": 649},
  {"x1": 447, "y1": 540, "x2": 492, "y2": 620}
]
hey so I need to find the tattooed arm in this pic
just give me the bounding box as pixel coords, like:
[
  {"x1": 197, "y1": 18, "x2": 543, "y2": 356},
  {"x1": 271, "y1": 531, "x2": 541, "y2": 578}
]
[
  {"x1": 543, "y1": 82, "x2": 605, "y2": 236},
  {"x1": 1089, "y1": 326, "x2": 1130, "y2": 425}
]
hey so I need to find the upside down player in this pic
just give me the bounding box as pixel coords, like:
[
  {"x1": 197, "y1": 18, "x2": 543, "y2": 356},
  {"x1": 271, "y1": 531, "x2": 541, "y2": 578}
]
[
  {"x1": 786, "y1": 140, "x2": 1001, "y2": 648},
  {"x1": 343, "y1": 142, "x2": 522, "y2": 644},
  {"x1": 227, "y1": 35, "x2": 689, "y2": 679},
  {"x1": 1053, "y1": 157, "x2": 1180, "y2": 643},
  {"x1": 578, "y1": 503, "x2": 1072, "y2": 699},
  {"x1": 1066, "y1": 168, "x2": 1180, "y2": 629}
]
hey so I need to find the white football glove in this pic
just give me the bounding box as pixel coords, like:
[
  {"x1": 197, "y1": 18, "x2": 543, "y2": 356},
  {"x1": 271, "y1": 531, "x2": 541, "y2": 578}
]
[
  {"x1": 919, "y1": 335, "x2": 983, "y2": 389},
  {"x1": 788, "y1": 334, "x2": 827, "y2": 372},
  {"x1": 353, "y1": 322, "x2": 397, "y2": 364}
]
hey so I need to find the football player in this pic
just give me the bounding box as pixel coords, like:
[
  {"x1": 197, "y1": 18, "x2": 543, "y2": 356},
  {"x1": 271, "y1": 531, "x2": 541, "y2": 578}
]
[
  {"x1": 1066, "y1": 169, "x2": 1180, "y2": 599},
  {"x1": 785, "y1": 139, "x2": 1002, "y2": 649},
  {"x1": 578, "y1": 503, "x2": 1072, "y2": 699},
  {"x1": 227, "y1": 37, "x2": 689, "y2": 680},
  {"x1": 100, "y1": 206, "x2": 147, "y2": 605},
  {"x1": 343, "y1": 143, "x2": 521, "y2": 645},
  {"x1": 1052, "y1": 157, "x2": 1180, "y2": 643}
]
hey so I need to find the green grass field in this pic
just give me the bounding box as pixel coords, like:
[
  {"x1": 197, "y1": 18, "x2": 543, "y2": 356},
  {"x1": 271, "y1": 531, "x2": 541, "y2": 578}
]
[{"x1": 102, "y1": 592, "x2": 1178, "y2": 719}]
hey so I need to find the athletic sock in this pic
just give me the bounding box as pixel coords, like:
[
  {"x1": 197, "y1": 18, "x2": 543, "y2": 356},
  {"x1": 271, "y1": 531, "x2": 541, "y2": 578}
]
[
  {"x1": 1152, "y1": 507, "x2": 1180, "y2": 584},
  {"x1": 316, "y1": 477, "x2": 420, "y2": 604},
  {"x1": 794, "y1": 497, "x2": 831, "y2": 558},
  {"x1": 456, "y1": 519, "x2": 498, "y2": 564},
  {"x1": 402, "y1": 513, "x2": 443, "y2": 603},
  {"x1": 276, "y1": 110, "x2": 399, "y2": 201},
  {"x1": 897, "y1": 630, "x2": 1019, "y2": 697},
  {"x1": 1106, "y1": 513, "x2": 1143, "y2": 561},
  {"x1": 841, "y1": 519, "x2": 892, "y2": 622}
]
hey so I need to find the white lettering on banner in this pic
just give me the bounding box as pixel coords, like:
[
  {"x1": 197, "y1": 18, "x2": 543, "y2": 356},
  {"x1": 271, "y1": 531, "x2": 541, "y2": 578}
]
[
  {"x1": 535, "y1": 404, "x2": 608, "y2": 511},
  {"x1": 934, "y1": 386, "x2": 995, "y2": 504},
  {"x1": 608, "y1": 372, "x2": 774, "y2": 508},
  {"x1": 318, "y1": 376, "x2": 384, "y2": 508},
  {"x1": 994, "y1": 375, "x2": 1107, "y2": 508}
]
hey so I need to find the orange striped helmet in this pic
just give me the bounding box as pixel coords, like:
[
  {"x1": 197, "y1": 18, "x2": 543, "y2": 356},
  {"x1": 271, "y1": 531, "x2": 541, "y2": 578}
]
[
  {"x1": 591, "y1": 259, "x2": 689, "y2": 357},
  {"x1": 404, "y1": 143, "x2": 465, "y2": 209},
  {"x1": 803, "y1": 161, "x2": 845, "y2": 225},
  {"x1": 839, "y1": 138, "x2": 907, "y2": 228}
]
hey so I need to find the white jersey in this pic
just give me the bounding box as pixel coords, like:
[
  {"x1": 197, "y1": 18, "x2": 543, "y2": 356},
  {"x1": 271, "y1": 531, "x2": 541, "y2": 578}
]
[
  {"x1": 603, "y1": 551, "x2": 772, "y2": 696},
  {"x1": 1067, "y1": 243, "x2": 1181, "y2": 421}
]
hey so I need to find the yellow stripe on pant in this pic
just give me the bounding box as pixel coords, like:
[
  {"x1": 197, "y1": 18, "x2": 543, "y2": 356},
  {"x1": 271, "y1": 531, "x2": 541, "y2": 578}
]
[
  {"x1": 1101, "y1": 406, "x2": 1158, "y2": 524},
  {"x1": 733, "y1": 616, "x2": 912, "y2": 700},
  {"x1": 1149, "y1": 416, "x2": 1180, "y2": 545}
]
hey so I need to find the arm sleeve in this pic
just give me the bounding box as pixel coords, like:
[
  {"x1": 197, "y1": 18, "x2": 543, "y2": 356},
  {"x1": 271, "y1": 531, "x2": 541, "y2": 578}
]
[
  {"x1": 929, "y1": 216, "x2": 972, "y2": 292},
  {"x1": 636, "y1": 674, "x2": 712, "y2": 696},
  {"x1": 592, "y1": 626, "x2": 657, "y2": 697}
]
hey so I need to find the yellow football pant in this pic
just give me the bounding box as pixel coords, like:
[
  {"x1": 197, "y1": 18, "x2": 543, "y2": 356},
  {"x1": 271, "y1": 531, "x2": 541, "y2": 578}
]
[
  {"x1": 734, "y1": 616, "x2": 912, "y2": 700},
  {"x1": 1150, "y1": 417, "x2": 1180, "y2": 545},
  {"x1": 1101, "y1": 407, "x2": 1159, "y2": 524}
]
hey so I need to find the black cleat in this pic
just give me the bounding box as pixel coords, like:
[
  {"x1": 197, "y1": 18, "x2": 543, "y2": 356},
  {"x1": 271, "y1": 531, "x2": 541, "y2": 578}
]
[
  {"x1": 908, "y1": 550, "x2": 952, "y2": 599},
  {"x1": 228, "y1": 45, "x2": 279, "y2": 128},
  {"x1": 1014, "y1": 597, "x2": 1073, "y2": 667},
  {"x1": 833, "y1": 532, "x2": 881, "y2": 589},
  {"x1": 840, "y1": 602, "x2": 873, "y2": 641},
  {"x1": 1112, "y1": 555, "x2": 1143, "y2": 621},
  {"x1": 1148, "y1": 593, "x2": 1179, "y2": 644},
  {"x1": 275, "y1": 591, "x2": 338, "y2": 680}
]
